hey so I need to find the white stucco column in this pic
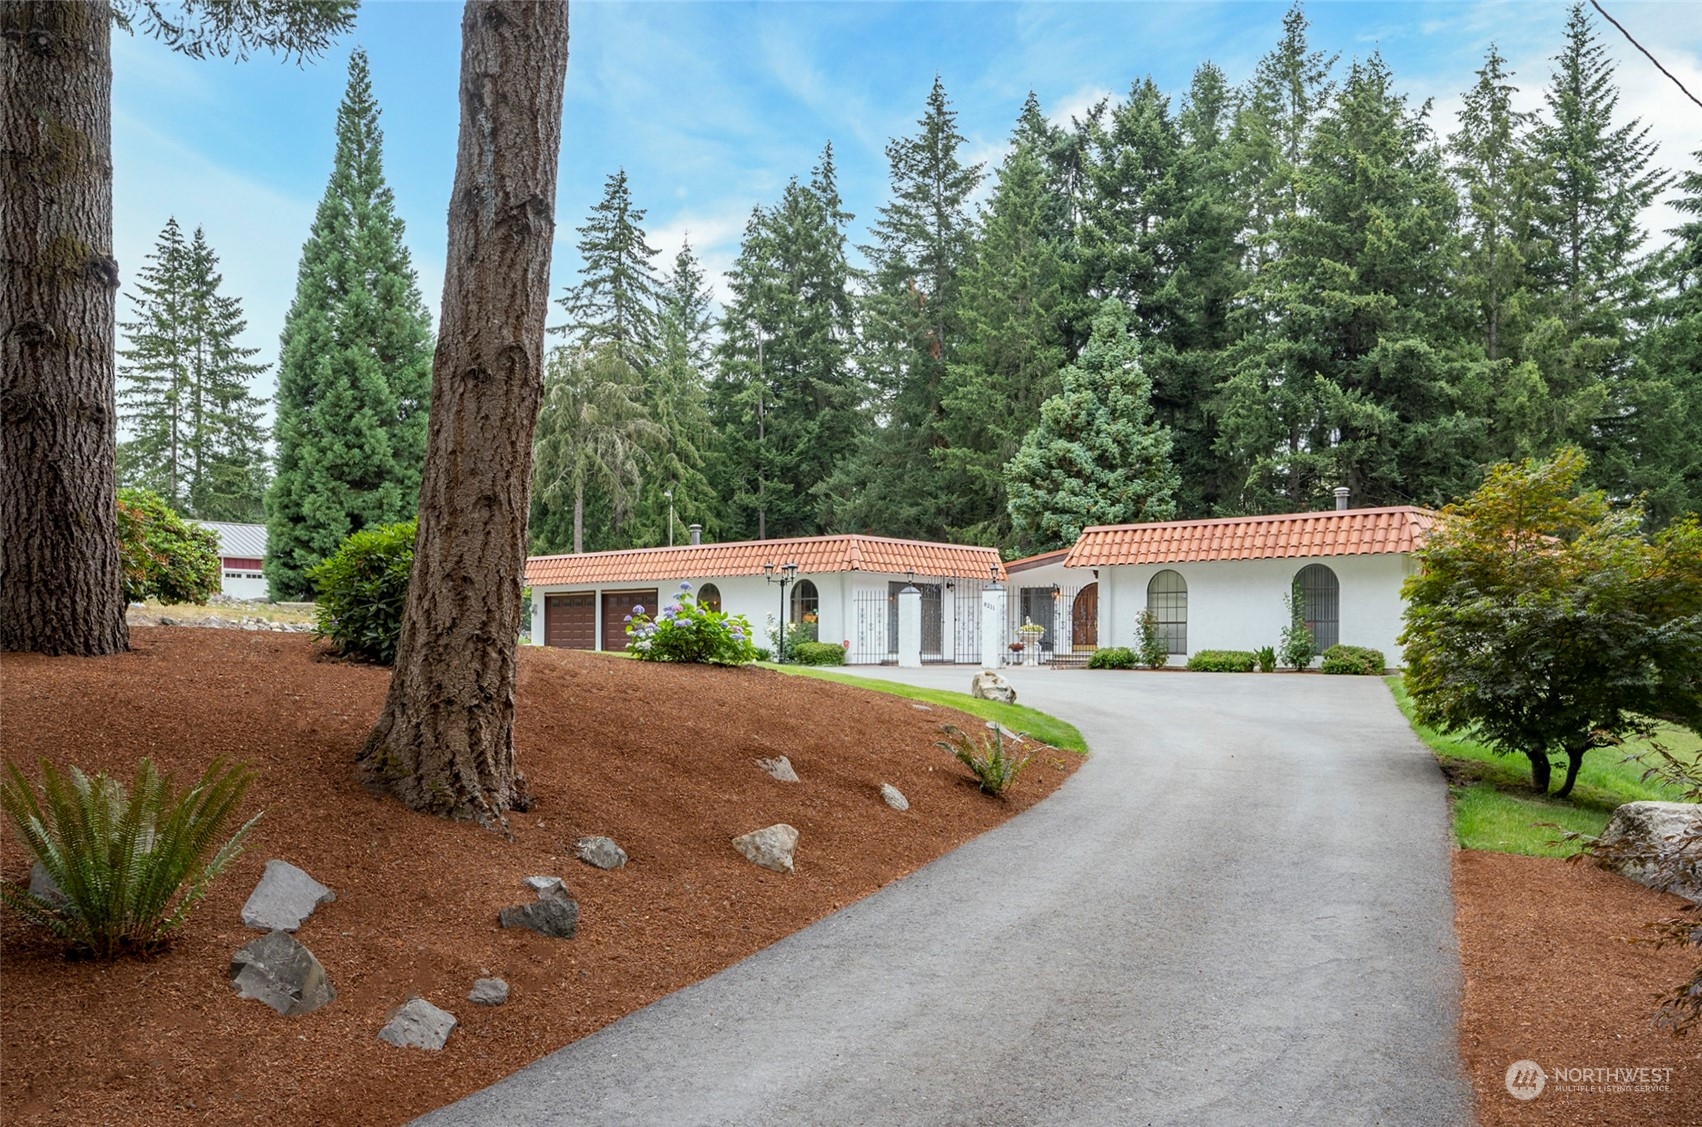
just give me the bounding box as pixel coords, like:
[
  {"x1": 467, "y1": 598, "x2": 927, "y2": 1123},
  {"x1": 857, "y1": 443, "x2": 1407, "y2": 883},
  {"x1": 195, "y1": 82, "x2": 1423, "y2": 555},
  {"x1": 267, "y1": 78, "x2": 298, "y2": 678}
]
[
  {"x1": 897, "y1": 585, "x2": 923, "y2": 668},
  {"x1": 980, "y1": 583, "x2": 1007, "y2": 668}
]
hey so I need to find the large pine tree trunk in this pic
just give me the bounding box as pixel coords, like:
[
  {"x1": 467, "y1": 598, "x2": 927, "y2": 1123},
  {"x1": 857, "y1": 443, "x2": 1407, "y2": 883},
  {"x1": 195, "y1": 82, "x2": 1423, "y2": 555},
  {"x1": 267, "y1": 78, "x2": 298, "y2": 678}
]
[
  {"x1": 359, "y1": 0, "x2": 568, "y2": 825},
  {"x1": 0, "y1": 2, "x2": 129, "y2": 655}
]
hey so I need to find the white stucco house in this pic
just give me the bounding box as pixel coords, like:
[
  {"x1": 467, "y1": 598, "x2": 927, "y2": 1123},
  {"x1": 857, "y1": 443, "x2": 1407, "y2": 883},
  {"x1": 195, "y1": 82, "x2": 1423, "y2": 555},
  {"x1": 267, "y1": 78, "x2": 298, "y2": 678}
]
[
  {"x1": 1062, "y1": 505, "x2": 1436, "y2": 666},
  {"x1": 525, "y1": 530, "x2": 1007, "y2": 664},
  {"x1": 193, "y1": 521, "x2": 269, "y2": 601}
]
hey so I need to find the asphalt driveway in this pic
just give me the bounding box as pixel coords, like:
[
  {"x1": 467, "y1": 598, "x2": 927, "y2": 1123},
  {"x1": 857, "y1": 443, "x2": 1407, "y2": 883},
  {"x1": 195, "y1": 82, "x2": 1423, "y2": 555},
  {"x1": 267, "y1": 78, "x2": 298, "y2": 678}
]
[{"x1": 417, "y1": 667, "x2": 1472, "y2": 1126}]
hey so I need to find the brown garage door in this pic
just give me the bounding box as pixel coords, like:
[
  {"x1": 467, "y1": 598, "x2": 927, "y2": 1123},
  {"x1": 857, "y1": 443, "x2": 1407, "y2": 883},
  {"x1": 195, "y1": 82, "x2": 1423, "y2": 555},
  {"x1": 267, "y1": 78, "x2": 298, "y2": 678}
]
[
  {"x1": 601, "y1": 589, "x2": 658, "y2": 651},
  {"x1": 544, "y1": 593, "x2": 595, "y2": 650}
]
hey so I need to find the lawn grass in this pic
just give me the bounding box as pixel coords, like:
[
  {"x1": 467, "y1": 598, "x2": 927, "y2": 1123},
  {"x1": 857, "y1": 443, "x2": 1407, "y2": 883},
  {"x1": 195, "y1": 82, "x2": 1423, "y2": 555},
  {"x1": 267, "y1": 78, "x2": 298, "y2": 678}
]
[
  {"x1": 765, "y1": 664, "x2": 1088, "y2": 755},
  {"x1": 1386, "y1": 676, "x2": 1699, "y2": 857}
]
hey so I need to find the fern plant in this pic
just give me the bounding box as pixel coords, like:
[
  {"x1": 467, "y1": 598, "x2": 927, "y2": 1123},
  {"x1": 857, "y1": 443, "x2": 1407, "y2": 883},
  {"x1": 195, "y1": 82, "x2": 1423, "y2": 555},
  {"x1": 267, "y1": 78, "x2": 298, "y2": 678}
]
[
  {"x1": 1, "y1": 758, "x2": 260, "y2": 958},
  {"x1": 937, "y1": 723, "x2": 1032, "y2": 798}
]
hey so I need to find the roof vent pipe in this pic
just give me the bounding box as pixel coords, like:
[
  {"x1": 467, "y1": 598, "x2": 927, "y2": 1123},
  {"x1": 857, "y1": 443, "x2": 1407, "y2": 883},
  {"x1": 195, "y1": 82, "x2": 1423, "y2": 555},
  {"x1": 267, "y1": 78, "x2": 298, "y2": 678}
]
[
  {"x1": 1334, "y1": 487, "x2": 1351, "y2": 511},
  {"x1": 688, "y1": 523, "x2": 702, "y2": 545}
]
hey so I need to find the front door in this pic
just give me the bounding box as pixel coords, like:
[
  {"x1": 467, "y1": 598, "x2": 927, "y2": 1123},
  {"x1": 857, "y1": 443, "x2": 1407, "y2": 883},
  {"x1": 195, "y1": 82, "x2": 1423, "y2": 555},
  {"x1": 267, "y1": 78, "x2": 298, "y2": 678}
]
[
  {"x1": 1071, "y1": 583, "x2": 1098, "y2": 650},
  {"x1": 600, "y1": 589, "x2": 658, "y2": 651}
]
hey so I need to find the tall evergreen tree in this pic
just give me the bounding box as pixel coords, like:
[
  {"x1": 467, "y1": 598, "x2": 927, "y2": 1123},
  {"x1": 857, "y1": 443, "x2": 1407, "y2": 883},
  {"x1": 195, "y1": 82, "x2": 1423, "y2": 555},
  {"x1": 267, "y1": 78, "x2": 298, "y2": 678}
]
[
  {"x1": 118, "y1": 219, "x2": 270, "y2": 521},
  {"x1": 710, "y1": 146, "x2": 862, "y2": 540},
  {"x1": 265, "y1": 48, "x2": 434, "y2": 598},
  {"x1": 1005, "y1": 299, "x2": 1178, "y2": 552},
  {"x1": 556, "y1": 168, "x2": 663, "y2": 369},
  {"x1": 1632, "y1": 151, "x2": 1702, "y2": 524},
  {"x1": 1216, "y1": 55, "x2": 1481, "y2": 513},
  {"x1": 828, "y1": 77, "x2": 983, "y2": 538}
]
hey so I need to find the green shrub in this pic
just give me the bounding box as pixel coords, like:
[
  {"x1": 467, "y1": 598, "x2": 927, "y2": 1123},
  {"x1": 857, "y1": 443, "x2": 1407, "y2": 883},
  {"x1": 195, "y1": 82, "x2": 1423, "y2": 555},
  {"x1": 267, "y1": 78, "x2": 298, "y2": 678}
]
[
  {"x1": 1280, "y1": 590, "x2": 1316, "y2": 670},
  {"x1": 1186, "y1": 649, "x2": 1258, "y2": 672},
  {"x1": 1256, "y1": 645, "x2": 1277, "y2": 673},
  {"x1": 0, "y1": 758, "x2": 259, "y2": 958},
  {"x1": 1088, "y1": 646, "x2": 1136, "y2": 669},
  {"x1": 309, "y1": 520, "x2": 416, "y2": 664},
  {"x1": 789, "y1": 641, "x2": 847, "y2": 666},
  {"x1": 115, "y1": 488, "x2": 220, "y2": 605},
  {"x1": 754, "y1": 646, "x2": 774, "y2": 662},
  {"x1": 937, "y1": 723, "x2": 1031, "y2": 797},
  {"x1": 625, "y1": 582, "x2": 758, "y2": 665},
  {"x1": 1320, "y1": 644, "x2": 1386, "y2": 675},
  {"x1": 1135, "y1": 609, "x2": 1169, "y2": 669}
]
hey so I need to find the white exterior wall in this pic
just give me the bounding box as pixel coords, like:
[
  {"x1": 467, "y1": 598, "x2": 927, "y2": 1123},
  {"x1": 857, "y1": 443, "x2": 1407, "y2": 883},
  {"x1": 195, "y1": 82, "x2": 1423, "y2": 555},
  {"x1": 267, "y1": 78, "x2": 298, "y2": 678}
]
[{"x1": 1090, "y1": 553, "x2": 1415, "y2": 666}]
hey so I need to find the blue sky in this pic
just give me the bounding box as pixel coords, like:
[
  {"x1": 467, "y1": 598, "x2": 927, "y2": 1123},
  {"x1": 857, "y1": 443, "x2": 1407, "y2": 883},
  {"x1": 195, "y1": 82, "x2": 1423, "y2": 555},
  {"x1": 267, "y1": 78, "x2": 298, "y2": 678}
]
[{"x1": 111, "y1": 1, "x2": 1702, "y2": 409}]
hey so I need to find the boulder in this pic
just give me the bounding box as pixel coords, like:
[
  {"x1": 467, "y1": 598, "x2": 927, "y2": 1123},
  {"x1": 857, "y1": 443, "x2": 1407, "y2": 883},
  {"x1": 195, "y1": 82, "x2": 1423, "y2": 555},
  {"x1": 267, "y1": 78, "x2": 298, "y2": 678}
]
[
  {"x1": 229, "y1": 931, "x2": 336, "y2": 1016},
  {"x1": 468, "y1": 977, "x2": 510, "y2": 1006},
  {"x1": 378, "y1": 996, "x2": 457, "y2": 1050},
  {"x1": 732, "y1": 824, "x2": 798, "y2": 874},
  {"x1": 241, "y1": 860, "x2": 335, "y2": 932},
  {"x1": 498, "y1": 876, "x2": 579, "y2": 939},
  {"x1": 1596, "y1": 802, "x2": 1702, "y2": 902},
  {"x1": 970, "y1": 670, "x2": 1016, "y2": 704},
  {"x1": 756, "y1": 755, "x2": 799, "y2": 783},
  {"x1": 574, "y1": 836, "x2": 628, "y2": 870},
  {"x1": 880, "y1": 784, "x2": 909, "y2": 812}
]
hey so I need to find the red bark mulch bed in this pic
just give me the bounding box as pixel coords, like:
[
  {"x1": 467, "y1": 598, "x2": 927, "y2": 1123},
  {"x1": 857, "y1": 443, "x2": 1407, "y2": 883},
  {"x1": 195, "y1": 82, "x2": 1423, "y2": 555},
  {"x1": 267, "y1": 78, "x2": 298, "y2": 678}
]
[
  {"x1": 1455, "y1": 849, "x2": 1702, "y2": 1125},
  {"x1": 0, "y1": 628, "x2": 1079, "y2": 1126}
]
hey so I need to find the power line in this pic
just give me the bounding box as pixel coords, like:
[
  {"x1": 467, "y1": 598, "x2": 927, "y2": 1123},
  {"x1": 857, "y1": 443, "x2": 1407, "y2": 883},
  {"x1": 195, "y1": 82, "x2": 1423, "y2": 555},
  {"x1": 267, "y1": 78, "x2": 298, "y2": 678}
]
[{"x1": 1590, "y1": 0, "x2": 1702, "y2": 113}]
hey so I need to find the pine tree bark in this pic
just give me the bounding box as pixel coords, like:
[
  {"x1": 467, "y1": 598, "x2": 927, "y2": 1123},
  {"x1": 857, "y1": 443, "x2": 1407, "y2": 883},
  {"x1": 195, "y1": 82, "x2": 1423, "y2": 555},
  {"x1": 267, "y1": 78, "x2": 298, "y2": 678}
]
[
  {"x1": 359, "y1": 0, "x2": 569, "y2": 824},
  {"x1": 1, "y1": 1, "x2": 129, "y2": 655}
]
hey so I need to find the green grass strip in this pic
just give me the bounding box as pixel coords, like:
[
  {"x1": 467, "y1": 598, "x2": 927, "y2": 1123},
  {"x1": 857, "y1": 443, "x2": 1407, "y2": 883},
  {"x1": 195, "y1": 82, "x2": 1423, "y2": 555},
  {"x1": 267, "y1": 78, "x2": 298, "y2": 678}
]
[
  {"x1": 766, "y1": 665, "x2": 1088, "y2": 755},
  {"x1": 1385, "y1": 675, "x2": 1697, "y2": 856}
]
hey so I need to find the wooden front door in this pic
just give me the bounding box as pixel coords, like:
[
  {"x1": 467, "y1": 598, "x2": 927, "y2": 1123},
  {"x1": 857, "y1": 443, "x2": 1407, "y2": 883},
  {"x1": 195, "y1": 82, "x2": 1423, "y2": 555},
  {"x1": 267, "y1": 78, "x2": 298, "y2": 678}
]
[
  {"x1": 1071, "y1": 583, "x2": 1098, "y2": 650},
  {"x1": 600, "y1": 589, "x2": 658, "y2": 651},
  {"x1": 544, "y1": 593, "x2": 595, "y2": 650}
]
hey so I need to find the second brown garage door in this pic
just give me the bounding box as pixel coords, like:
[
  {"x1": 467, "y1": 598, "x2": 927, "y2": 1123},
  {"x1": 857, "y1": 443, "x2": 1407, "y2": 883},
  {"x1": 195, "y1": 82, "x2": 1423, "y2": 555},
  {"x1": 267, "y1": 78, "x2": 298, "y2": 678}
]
[
  {"x1": 544, "y1": 593, "x2": 595, "y2": 650},
  {"x1": 601, "y1": 589, "x2": 658, "y2": 651}
]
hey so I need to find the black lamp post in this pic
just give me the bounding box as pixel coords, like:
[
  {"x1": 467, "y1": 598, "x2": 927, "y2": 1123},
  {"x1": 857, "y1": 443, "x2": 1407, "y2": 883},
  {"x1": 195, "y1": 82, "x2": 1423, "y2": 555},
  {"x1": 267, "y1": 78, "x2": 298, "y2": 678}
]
[{"x1": 763, "y1": 560, "x2": 799, "y2": 662}]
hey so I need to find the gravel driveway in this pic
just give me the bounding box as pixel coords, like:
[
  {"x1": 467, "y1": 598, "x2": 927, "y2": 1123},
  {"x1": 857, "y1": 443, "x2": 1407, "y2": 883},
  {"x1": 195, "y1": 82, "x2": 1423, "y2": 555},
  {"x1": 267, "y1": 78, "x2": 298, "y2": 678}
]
[{"x1": 416, "y1": 667, "x2": 1472, "y2": 1126}]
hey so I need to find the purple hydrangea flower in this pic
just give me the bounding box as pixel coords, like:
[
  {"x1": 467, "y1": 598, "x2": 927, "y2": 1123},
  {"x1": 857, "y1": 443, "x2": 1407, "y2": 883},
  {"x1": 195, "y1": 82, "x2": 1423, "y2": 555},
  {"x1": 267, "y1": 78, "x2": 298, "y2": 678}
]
[
  {"x1": 679, "y1": 581, "x2": 692, "y2": 591},
  {"x1": 633, "y1": 604, "x2": 645, "y2": 615}
]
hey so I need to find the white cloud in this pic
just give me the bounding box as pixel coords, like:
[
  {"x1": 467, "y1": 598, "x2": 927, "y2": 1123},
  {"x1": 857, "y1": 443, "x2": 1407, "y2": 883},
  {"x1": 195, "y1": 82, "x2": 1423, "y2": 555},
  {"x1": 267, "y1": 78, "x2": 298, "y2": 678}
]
[{"x1": 1048, "y1": 84, "x2": 1114, "y2": 128}]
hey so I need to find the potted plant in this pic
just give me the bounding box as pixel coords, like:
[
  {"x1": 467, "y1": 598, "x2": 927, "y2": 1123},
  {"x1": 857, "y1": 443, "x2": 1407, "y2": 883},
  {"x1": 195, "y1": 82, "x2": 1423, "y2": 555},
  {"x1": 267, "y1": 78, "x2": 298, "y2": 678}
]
[{"x1": 1016, "y1": 619, "x2": 1046, "y2": 666}]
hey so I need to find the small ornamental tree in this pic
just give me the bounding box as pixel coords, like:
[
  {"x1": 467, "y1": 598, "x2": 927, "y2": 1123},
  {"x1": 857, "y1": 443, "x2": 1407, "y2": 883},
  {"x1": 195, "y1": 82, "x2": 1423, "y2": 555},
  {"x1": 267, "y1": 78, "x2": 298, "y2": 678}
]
[
  {"x1": 115, "y1": 488, "x2": 220, "y2": 605},
  {"x1": 1279, "y1": 590, "x2": 1316, "y2": 671},
  {"x1": 1401, "y1": 449, "x2": 1702, "y2": 797}
]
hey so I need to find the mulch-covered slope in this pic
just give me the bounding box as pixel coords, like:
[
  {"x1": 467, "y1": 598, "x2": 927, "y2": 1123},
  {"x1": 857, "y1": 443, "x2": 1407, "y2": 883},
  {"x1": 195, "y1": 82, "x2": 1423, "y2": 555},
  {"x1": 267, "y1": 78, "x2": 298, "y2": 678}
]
[
  {"x1": 1455, "y1": 850, "x2": 1702, "y2": 1126},
  {"x1": 0, "y1": 628, "x2": 1079, "y2": 1127}
]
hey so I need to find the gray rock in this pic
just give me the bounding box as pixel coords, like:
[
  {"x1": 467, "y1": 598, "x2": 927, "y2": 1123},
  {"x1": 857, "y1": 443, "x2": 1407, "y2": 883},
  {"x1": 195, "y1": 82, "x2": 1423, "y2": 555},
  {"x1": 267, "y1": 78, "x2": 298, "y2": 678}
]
[
  {"x1": 984, "y1": 720, "x2": 1022, "y2": 743},
  {"x1": 468, "y1": 977, "x2": 510, "y2": 1006},
  {"x1": 732, "y1": 824, "x2": 798, "y2": 874},
  {"x1": 970, "y1": 670, "x2": 1016, "y2": 704},
  {"x1": 756, "y1": 755, "x2": 799, "y2": 783},
  {"x1": 241, "y1": 859, "x2": 335, "y2": 932},
  {"x1": 911, "y1": 703, "x2": 933, "y2": 712},
  {"x1": 574, "y1": 836, "x2": 628, "y2": 870},
  {"x1": 1596, "y1": 801, "x2": 1702, "y2": 902},
  {"x1": 500, "y1": 876, "x2": 579, "y2": 939},
  {"x1": 880, "y1": 784, "x2": 910, "y2": 812},
  {"x1": 28, "y1": 863, "x2": 66, "y2": 907},
  {"x1": 229, "y1": 931, "x2": 336, "y2": 1016},
  {"x1": 378, "y1": 996, "x2": 457, "y2": 1050}
]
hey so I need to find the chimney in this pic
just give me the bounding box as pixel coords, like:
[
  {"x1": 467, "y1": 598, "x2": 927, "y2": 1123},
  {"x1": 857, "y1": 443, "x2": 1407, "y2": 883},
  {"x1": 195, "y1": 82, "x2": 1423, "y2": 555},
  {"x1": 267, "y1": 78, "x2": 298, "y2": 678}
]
[
  {"x1": 1334, "y1": 487, "x2": 1351, "y2": 512},
  {"x1": 688, "y1": 523, "x2": 702, "y2": 545}
]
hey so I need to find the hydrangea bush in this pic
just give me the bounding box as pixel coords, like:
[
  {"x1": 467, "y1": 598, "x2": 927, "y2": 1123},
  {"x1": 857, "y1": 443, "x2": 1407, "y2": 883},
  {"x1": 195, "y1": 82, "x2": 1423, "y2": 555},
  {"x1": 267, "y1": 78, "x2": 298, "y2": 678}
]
[{"x1": 625, "y1": 583, "x2": 759, "y2": 665}]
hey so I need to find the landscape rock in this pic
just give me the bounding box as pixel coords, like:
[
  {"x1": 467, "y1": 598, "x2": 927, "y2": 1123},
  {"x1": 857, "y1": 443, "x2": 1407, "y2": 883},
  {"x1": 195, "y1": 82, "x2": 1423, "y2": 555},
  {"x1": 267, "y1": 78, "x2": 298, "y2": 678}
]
[
  {"x1": 378, "y1": 996, "x2": 457, "y2": 1049},
  {"x1": 970, "y1": 670, "x2": 1016, "y2": 704},
  {"x1": 28, "y1": 863, "x2": 66, "y2": 906},
  {"x1": 499, "y1": 876, "x2": 580, "y2": 938},
  {"x1": 732, "y1": 824, "x2": 798, "y2": 874},
  {"x1": 241, "y1": 859, "x2": 335, "y2": 932},
  {"x1": 911, "y1": 704, "x2": 933, "y2": 712},
  {"x1": 468, "y1": 977, "x2": 510, "y2": 1006},
  {"x1": 1596, "y1": 801, "x2": 1702, "y2": 902},
  {"x1": 229, "y1": 931, "x2": 335, "y2": 1016},
  {"x1": 984, "y1": 720, "x2": 1022, "y2": 743},
  {"x1": 755, "y1": 755, "x2": 799, "y2": 783},
  {"x1": 880, "y1": 784, "x2": 909, "y2": 812},
  {"x1": 574, "y1": 836, "x2": 628, "y2": 870}
]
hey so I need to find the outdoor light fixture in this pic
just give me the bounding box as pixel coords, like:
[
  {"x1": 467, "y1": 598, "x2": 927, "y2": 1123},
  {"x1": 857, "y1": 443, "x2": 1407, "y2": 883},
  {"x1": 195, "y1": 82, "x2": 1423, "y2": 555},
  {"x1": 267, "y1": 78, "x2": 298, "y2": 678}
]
[
  {"x1": 764, "y1": 561, "x2": 801, "y2": 663},
  {"x1": 989, "y1": 564, "x2": 1000, "y2": 581}
]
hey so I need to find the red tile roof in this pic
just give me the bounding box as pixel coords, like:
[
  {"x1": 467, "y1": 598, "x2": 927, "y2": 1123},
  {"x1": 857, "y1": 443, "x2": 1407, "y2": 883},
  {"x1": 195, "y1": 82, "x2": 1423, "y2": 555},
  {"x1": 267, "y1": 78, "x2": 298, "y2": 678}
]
[
  {"x1": 1062, "y1": 506, "x2": 1436, "y2": 568},
  {"x1": 527, "y1": 535, "x2": 1007, "y2": 587}
]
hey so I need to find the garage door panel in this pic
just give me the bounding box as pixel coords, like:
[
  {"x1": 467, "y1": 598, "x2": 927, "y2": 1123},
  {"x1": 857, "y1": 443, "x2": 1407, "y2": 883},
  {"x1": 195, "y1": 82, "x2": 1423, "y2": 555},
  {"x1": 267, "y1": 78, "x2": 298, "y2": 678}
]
[{"x1": 544, "y1": 593, "x2": 595, "y2": 649}]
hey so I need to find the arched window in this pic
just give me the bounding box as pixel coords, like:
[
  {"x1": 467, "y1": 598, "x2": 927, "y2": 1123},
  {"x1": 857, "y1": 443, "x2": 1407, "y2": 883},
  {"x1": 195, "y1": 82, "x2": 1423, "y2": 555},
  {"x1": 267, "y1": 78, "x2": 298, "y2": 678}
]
[
  {"x1": 791, "y1": 579, "x2": 819, "y2": 627},
  {"x1": 697, "y1": 583, "x2": 722, "y2": 613},
  {"x1": 1146, "y1": 570, "x2": 1188, "y2": 654},
  {"x1": 1294, "y1": 564, "x2": 1340, "y2": 651}
]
